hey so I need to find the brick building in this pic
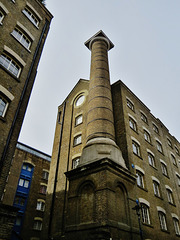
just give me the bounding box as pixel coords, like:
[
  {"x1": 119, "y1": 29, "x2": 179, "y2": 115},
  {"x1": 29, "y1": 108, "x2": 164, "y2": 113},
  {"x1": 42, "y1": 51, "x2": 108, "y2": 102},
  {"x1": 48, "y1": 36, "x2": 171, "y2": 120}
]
[
  {"x1": 2, "y1": 142, "x2": 51, "y2": 240},
  {"x1": 0, "y1": 0, "x2": 52, "y2": 239},
  {"x1": 43, "y1": 31, "x2": 180, "y2": 240}
]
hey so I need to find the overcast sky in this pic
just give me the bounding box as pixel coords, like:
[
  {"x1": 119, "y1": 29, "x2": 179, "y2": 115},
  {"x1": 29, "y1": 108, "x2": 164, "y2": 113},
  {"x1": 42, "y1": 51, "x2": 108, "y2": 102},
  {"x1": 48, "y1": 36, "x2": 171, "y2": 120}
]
[{"x1": 18, "y1": 0, "x2": 180, "y2": 155}]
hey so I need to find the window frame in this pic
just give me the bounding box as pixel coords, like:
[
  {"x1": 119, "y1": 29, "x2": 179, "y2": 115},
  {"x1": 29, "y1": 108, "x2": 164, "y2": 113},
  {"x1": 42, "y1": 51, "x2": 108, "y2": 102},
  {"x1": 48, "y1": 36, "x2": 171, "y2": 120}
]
[
  {"x1": 166, "y1": 188, "x2": 174, "y2": 204},
  {"x1": 158, "y1": 211, "x2": 167, "y2": 231},
  {"x1": 0, "y1": 96, "x2": 8, "y2": 117},
  {"x1": 148, "y1": 153, "x2": 156, "y2": 167},
  {"x1": 33, "y1": 220, "x2": 42, "y2": 231},
  {"x1": 144, "y1": 130, "x2": 151, "y2": 143},
  {"x1": 161, "y1": 162, "x2": 168, "y2": 177},
  {"x1": 0, "y1": 53, "x2": 21, "y2": 78},
  {"x1": 132, "y1": 141, "x2": 141, "y2": 157},
  {"x1": 39, "y1": 185, "x2": 47, "y2": 195},
  {"x1": 72, "y1": 157, "x2": 80, "y2": 169},
  {"x1": 141, "y1": 204, "x2": 151, "y2": 225},
  {"x1": 153, "y1": 123, "x2": 159, "y2": 134},
  {"x1": 42, "y1": 170, "x2": 49, "y2": 180},
  {"x1": 11, "y1": 27, "x2": 32, "y2": 50},
  {"x1": 18, "y1": 178, "x2": 29, "y2": 188},
  {"x1": 141, "y1": 112, "x2": 148, "y2": 124},
  {"x1": 22, "y1": 7, "x2": 40, "y2": 27},
  {"x1": 0, "y1": 9, "x2": 4, "y2": 24},
  {"x1": 127, "y1": 98, "x2": 134, "y2": 111},
  {"x1": 36, "y1": 200, "x2": 45, "y2": 211},
  {"x1": 75, "y1": 114, "x2": 83, "y2": 126},
  {"x1": 173, "y1": 217, "x2": 180, "y2": 236},
  {"x1": 136, "y1": 171, "x2": 144, "y2": 188},
  {"x1": 129, "y1": 117, "x2": 137, "y2": 132},
  {"x1": 153, "y1": 181, "x2": 161, "y2": 197},
  {"x1": 171, "y1": 154, "x2": 177, "y2": 166},
  {"x1": 73, "y1": 134, "x2": 82, "y2": 146},
  {"x1": 156, "y1": 141, "x2": 163, "y2": 153}
]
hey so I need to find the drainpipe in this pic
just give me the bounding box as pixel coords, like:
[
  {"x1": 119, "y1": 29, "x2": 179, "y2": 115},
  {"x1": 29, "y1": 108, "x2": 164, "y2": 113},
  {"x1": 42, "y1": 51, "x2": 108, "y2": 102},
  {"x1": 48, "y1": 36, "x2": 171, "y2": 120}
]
[{"x1": 48, "y1": 101, "x2": 66, "y2": 239}]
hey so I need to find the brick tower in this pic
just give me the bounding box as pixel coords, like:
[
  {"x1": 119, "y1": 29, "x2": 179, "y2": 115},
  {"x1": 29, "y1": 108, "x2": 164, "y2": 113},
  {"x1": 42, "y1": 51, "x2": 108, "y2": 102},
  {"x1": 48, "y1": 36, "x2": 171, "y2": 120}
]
[{"x1": 64, "y1": 31, "x2": 136, "y2": 240}]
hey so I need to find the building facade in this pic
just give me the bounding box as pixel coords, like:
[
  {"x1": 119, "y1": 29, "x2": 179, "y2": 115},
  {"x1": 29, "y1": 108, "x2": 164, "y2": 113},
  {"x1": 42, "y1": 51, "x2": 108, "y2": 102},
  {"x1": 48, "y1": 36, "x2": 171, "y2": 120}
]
[
  {"x1": 44, "y1": 31, "x2": 180, "y2": 240},
  {"x1": 2, "y1": 142, "x2": 51, "y2": 240},
  {"x1": 0, "y1": 1, "x2": 52, "y2": 238}
]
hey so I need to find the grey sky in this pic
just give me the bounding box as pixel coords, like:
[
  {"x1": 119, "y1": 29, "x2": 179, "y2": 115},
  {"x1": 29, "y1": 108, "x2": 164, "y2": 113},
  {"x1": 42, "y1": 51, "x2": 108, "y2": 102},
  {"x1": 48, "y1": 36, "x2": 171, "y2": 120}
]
[{"x1": 19, "y1": 0, "x2": 180, "y2": 155}]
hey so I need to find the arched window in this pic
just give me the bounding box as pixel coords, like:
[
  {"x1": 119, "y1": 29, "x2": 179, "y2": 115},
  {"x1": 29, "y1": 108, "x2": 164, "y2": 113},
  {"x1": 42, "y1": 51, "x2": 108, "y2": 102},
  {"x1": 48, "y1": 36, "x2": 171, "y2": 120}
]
[
  {"x1": 79, "y1": 183, "x2": 94, "y2": 223},
  {"x1": 158, "y1": 211, "x2": 167, "y2": 231},
  {"x1": 141, "y1": 204, "x2": 150, "y2": 224}
]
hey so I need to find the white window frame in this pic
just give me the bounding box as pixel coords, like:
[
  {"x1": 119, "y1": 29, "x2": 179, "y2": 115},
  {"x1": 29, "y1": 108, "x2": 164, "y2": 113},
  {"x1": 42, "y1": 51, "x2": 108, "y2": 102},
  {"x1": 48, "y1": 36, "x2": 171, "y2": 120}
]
[
  {"x1": 72, "y1": 157, "x2": 80, "y2": 169},
  {"x1": 75, "y1": 114, "x2": 83, "y2": 126},
  {"x1": 33, "y1": 218, "x2": 42, "y2": 231},
  {"x1": 166, "y1": 188, "x2": 174, "y2": 204},
  {"x1": 153, "y1": 123, "x2": 159, "y2": 134},
  {"x1": 172, "y1": 215, "x2": 180, "y2": 236},
  {"x1": 74, "y1": 134, "x2": 82, "y2": 146},
  {"x1": 0, "y1": 96, "x2": 8, "y2": 117},
  {"x1": 0, "y1": 53, "x2": 21, "y2": 77},
  {"x1": 136, "y1": 171, "x2": 144, "y2": 188},
  {"x1": 153, "y1": 181, "x2": 161, "y2": 197},
  {"x1": 129, "y1": 117, "x2": 137, "y2": 131},
  {"x1": 40, "y1": 184, "x2": 47, "y2": 195},
  {"x1": 132, "y1": 141, "x2": 141, "y2": 157},
  {"x1": 126, "y1": 98, "x2": 134, "y2": 111},
  {"x1": 158, "y1": 211, "x2": 167, "y2": 231},
  {"x1": 36, "y1": 200, "x2": 45, "y2": 211},
  {"x1": 148, "y1": 153, "x2": 155, "y2": 167},
  {"x1": 141, "y1": 112, "x2": 148, "y2": 124},
  {"x1": 22, "y1": 6, "x2": 40, "y2": 27},
  {"x1": 11, "y1": 27, "x2": 32, "y2": 50},
  {"x1": 18, "y1": 178, "x2": 29, "y2": 188},
  {"x1": 156, "y1": 141, "x2": 163, "y2": 153},
  {"x1": 42, "y1": 170, "x2": 49, "y2": 180},
  {"x1": 144, "y1": 130, "x2": 151, "y2": 143},
  {"x1": 141, "y1": 204, "x2": 150, "y2": 224}
]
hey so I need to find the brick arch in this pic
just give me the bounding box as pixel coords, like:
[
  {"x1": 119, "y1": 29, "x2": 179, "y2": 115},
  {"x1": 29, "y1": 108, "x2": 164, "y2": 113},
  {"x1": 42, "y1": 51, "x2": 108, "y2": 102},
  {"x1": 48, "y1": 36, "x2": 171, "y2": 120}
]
[
  {"x1": 77, "y1": 180, "x2": 96, "y2": 224},
  {"x1": 114, "y1": 181, "x2": 129, "y2": 224}
]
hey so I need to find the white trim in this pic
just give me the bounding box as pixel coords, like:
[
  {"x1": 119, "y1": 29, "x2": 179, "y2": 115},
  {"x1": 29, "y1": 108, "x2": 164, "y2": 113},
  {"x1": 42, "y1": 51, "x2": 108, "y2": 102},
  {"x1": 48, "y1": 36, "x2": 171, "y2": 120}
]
[
  {"x1": 131, "y1": 136, "x2": 140, "y2": 145},
  {"x1": 4, "y1": 45, "x2": 26, "y2": 66},
  {"x1": 171, "y1": 213, "x2": 179, "y2": 220},
  {"x1": 42, "y1": 169, "x2": 49, "y2": 173},
  {"x1": 26, "y1": 1, "x2": 42, "y2": 20},
  {"x1": 126, "y1": 96, "x2": 134, "y2": 105},
  {"x1": 23, "y1": 160, "x2": 35, "y2": 167},
  {"x1": 37, "y1": 199, "x2": 45, "y2": 203},
  {"x1": 0, "y1": 85, "x2": 14, "y2": 100},
  {"x1": 16, "y1": 21, "x2": 35, "y2": 41},
  {"x1": 72, "y1": 154, "x2": 81, "y2": 160},
  {"x1": 175, "y1": 172, "x2": 180, "y2": 178},
  {"x1": 139, "y1": 198, "x2": 150, "y2": 207},
  {"x1": 157, "y1": 206, "x2": 166, "y2": 214},
  {"x1": 0, "y1": 2, "x2": 9, "y2": 14},
  {"x1": 128, "y1": 113, "x2": 137, "y2": 122},
  {"x1": 34, "y1": 217, "x2": 43, "y2": 221},
  {"x1": 170, "y1": 151, "x2": 175, "y2": 158},
  {"x1": 135, "y1": 165, "x2": 145, "y2": 175},
  {"x1": 143, "y1": 127, "x2": 151, "y2": 135},
  {"x1": 155, "y1": 137, "x2": 162, "y2": 144},
  {"x1": 140, "y1": 110, "x2": 147, "y2": 118},
  {"x1": 40, "y1": 183, "x2": 47, "y2": 187},
  {"x1": 73, "y1": 132, "x2": 82, "y2": 138},
  {"x1": 165, "y1": 185, "x2": 172, "y2": 192},
  {"x1": 160, "y1": 159, "x2": 167, "y2": 166},
  {"x1": 147, "y1": 149, "x2": 154, "y2": 156},
  {"x1": 151, "y1": 176, "x2": 160, "y2": 184}
]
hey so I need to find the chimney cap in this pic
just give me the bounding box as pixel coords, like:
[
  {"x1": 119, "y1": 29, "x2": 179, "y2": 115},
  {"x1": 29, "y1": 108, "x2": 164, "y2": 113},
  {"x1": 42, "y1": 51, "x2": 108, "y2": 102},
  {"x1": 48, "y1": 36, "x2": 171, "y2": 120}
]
[{"x1": 84, "y1": 30, "x2": 114, "y2": 51}]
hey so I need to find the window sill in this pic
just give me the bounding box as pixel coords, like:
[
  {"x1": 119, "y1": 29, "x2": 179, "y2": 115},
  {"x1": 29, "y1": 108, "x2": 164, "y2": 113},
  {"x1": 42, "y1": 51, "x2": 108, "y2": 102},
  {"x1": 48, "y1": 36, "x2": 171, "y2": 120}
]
[
  {"x1": 142, "y1": 223, "x2": 153, "y2": 228},
  {"x1": 157, "y1": 150, "x2": 164, "y2": 155},
  {"x1": 169, "y1": 202, "x2": 176, "y2": 207},
  {"x1": 137, "y1": 185, "x2": 148, "y2": 192},
  {"x1": 0, "y1": 116, "x2": 6, "y2": 122},
  {"x1": 133, "y1": 152, "x2": 143, "y2": 160},
  {"x1": 162, "y1": 173, "x2": 169, "y2": 178},
  {"x1": 149, "y1": 165, "x2": 157, "y2": 170},
  {"x1": 154, "y1": 195, "x2": 163, "y2": 200},
  {"x1": 160, "y1": 229, "x2": 170, "y2": 234},
  {"x1": 130, "y1": 127, "x2": 139, "y2": 134},
  {"x1": 145, "y1": 140, "x2": 153, "y2": 146},
  {"x1": 73, "y1": 143, "x2": 82, "y2": 147}
]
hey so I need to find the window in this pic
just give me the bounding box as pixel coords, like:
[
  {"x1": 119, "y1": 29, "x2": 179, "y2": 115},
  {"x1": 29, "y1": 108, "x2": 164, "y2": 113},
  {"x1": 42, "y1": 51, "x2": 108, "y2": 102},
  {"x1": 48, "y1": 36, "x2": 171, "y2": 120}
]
[
  {"x1": 36, "y1": 200, "x2": 45, "y2": 211},
  {"x1": 0, "y1": 10, "x2": 4, "y2": 24},
  {"x1": 0, "y1": 96, "x2": 8, "y2": 117},
  {"x1": 161, "y1": 162, "x2": 168, "y2": 176},
  {"x1": 129, "y1": 117, "x2": 137, "y2": 131},
  {"x1": 75, "y1": 114, "x2": 83, "y2": 126},
  {"x1": 74, "y1": 134, "x2": 82, "y2": 146},
  {"x1": 153, "y1": 181, "x2": 161, "y2": 197},
  {"x1": 11, "y1": 27, "x2": 32, "y2": 49},
  {"x1": 141, "y1": 204, "x2": 150, "y2": 224},
  {"x1": 176, "y1": 174, "x2": 180, "y2": 186},
  {"x1": 40, "y1": 185, "x2": 47, "y2": 195},
  {"x1": 141, "y1": 112, "x2": 148, "y2": 124},
  {"x1": 22, "y1": 163, "x2": 32, "y2": 172},
  {"x1": 166, "y1": 189, "x2": 174, "y2": 204},
  {"x1": 156, "y1": 141, "x2": 163, "y2": 153},
  {"x1": 14, "y1": 196, "x2": 26, "y2": 206},
  {"x1": 18, "y1": 178, "x2": 29, "y2": 188},
  {"x1": 75, "y1": 95, "x2": 85, "y2": 106},
  {"x1": 22, "y1": 7, "x2": 40, "y2": 27},
  {"x1": 42, "y1": 171, "x2": 49, "y2": 180},
  {"x1": 158, "y1": 212, "x2": 167, "y2": 231},
  {"x1": 167, "y1": 138, "x2": 172, "y2": 148},
  {"x1": 173, "y1": 218, "x2": 180, "y2": 235},
  {"x1": 136, "y1": 171, "x2": 144, "y2": 188},
  {"x1": 144, "y1": 130, "x2": 151, "y2": 143},
  {"x1": 15, "y1": 216, "x2": 22, "y2": 226},
  {"x1": 175, "y1": 146, "x2": 180, "y2": 156},
  {"x1": 171, "y1": 154, "x2": 177, "y2": 166},
  {"x1": 33, "y1": 220, "x2": 42, "y2": 231},
  {"x1": 132, "y1": 141, "x2": 141, "y2": 157},
  {"x1": 153, "y1": 124, "x2": 159, "y2": 134},
  {"x1": 0, "y1": 53, "x2": 21, "y2": 77},
  {"x1": 148, "y1": 153, "x2": 155, "y2": 167},
  {"x1": 127, "y1": 99, "x2": 134, "y2": 111},
  {"x1": 72, "y1": 157, "x2": 80, "y2": 169}
]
